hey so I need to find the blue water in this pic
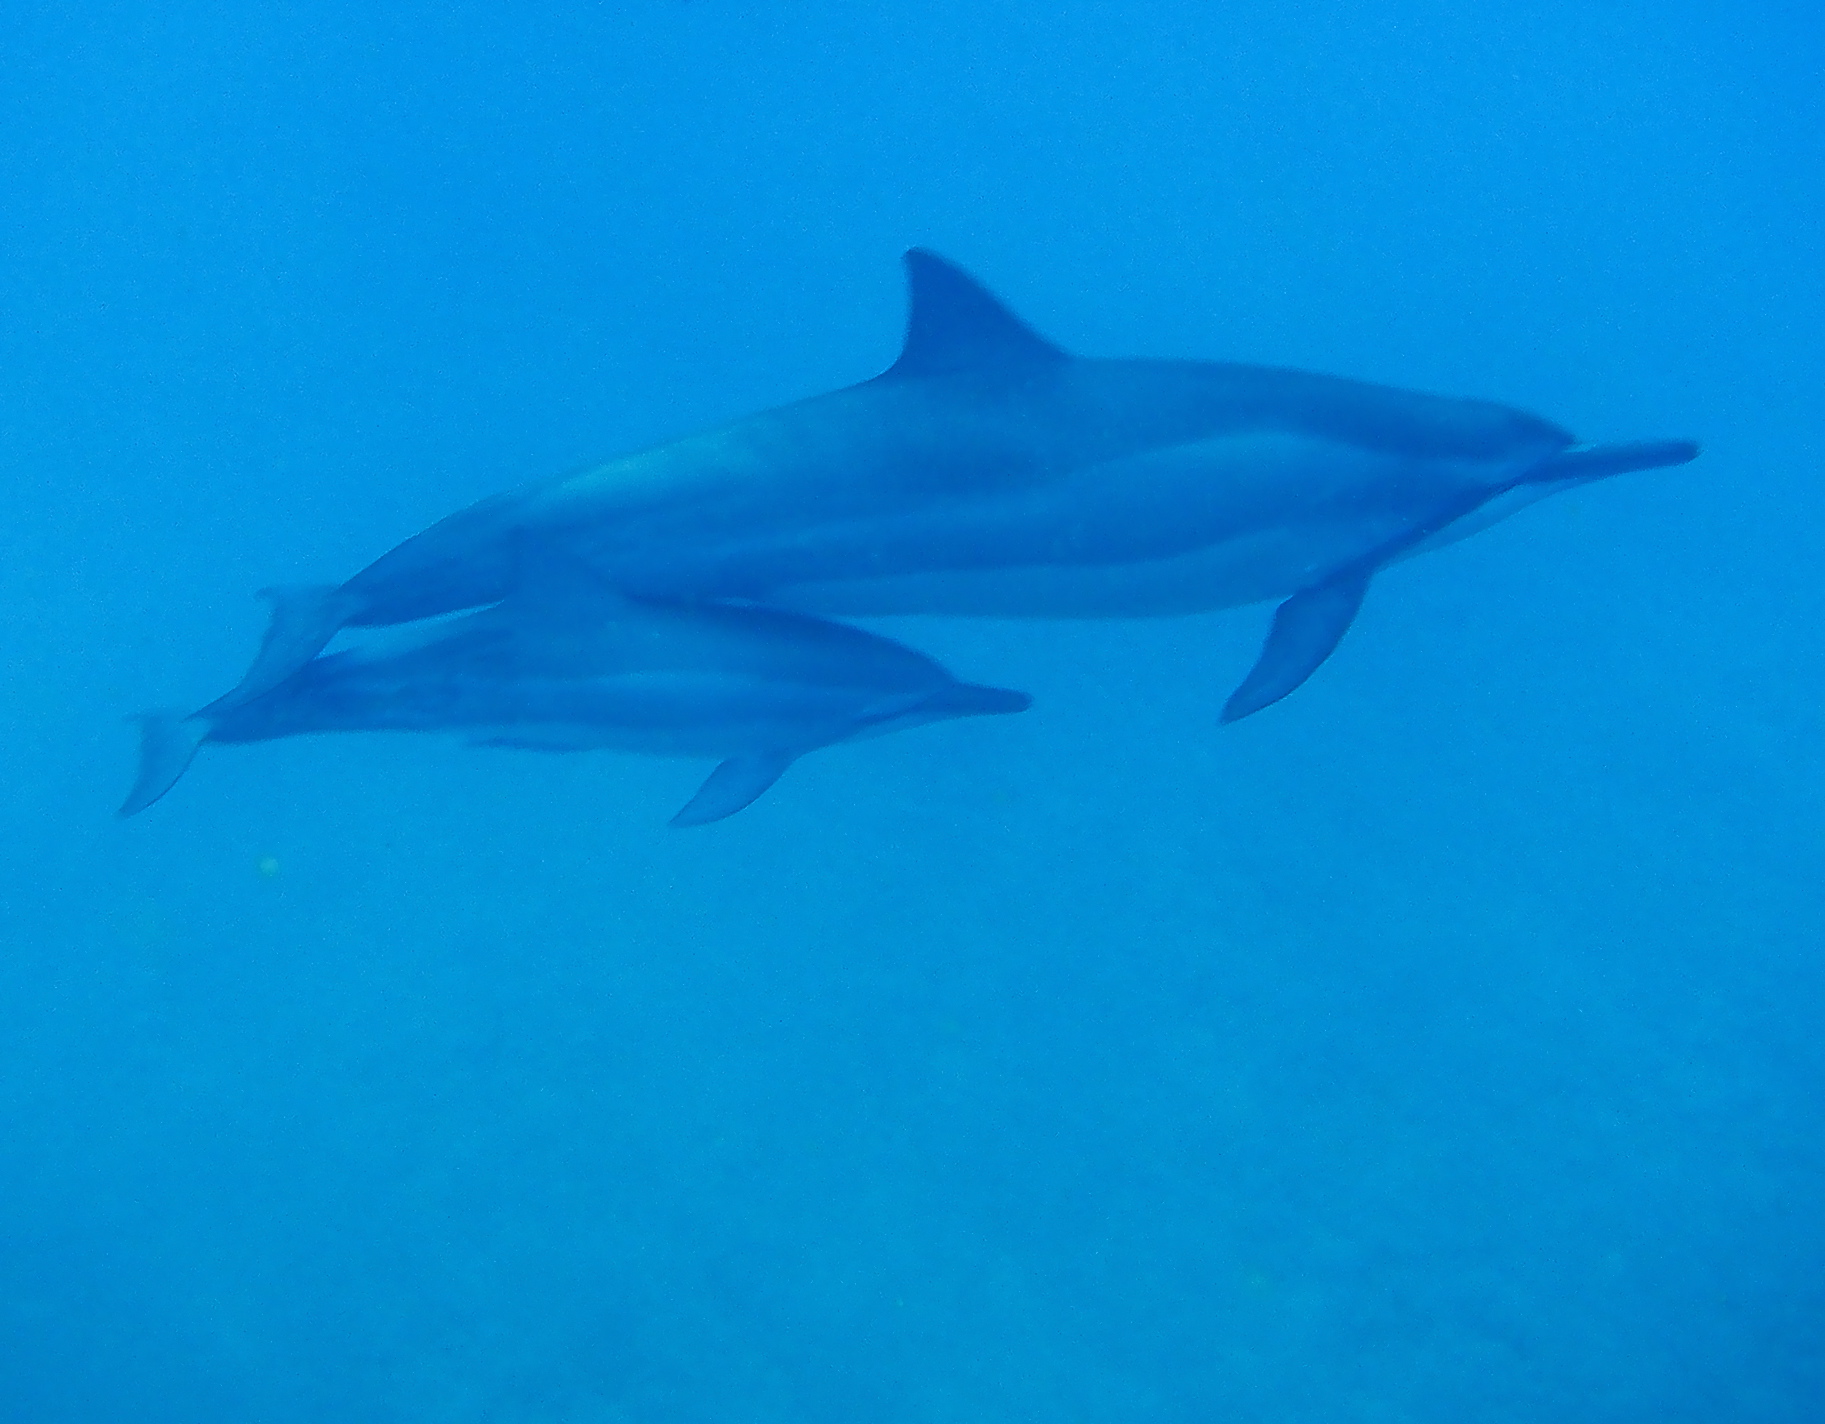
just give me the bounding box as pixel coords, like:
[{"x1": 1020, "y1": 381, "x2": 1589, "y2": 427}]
[{"x1": 4, "y1": 2, "x2": 1822, "y2": 1418}]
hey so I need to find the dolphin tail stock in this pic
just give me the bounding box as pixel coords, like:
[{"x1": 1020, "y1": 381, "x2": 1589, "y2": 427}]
[
  {"x1": 210, "y1": 583, "x2": 361, "y2": 712},
  {"x1": 670, "y1": 751, "x2": 799, "y2": 828},
  {"x1": 1526, "y1": 438, "x2": 1700, "y2": 485},
  {"x1": 1221, "y1": 569, "x2": 1372, "y2": 724},
  {"x1": 118, "y1": 712, "x2": 211, "y2": 817}
]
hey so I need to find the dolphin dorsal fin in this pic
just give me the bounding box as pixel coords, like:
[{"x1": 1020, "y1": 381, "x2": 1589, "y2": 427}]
[{"x1": 887, "y1": 250, "x2": 1067, "y2": 379}]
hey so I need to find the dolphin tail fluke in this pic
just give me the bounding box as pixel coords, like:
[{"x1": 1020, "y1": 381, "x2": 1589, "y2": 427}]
[
  {"x1": 1528, "y1": 438, "x2": 1700, "y2": 484},
  {"x1": 671, "y1": 752, "x2": 797, "y2": 828},
  {"x1": 1222, "y1": 570, "x2": 1371, "y2": 724},
  {"x1": 212, "y1": 584, "x2": 355, "y2": 711},
  {"x1": 119, "y1": 713, "x2": 210, "y2": 817}
]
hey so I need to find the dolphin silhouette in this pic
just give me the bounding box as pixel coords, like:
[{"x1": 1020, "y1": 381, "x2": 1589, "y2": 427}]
[
  {"x1": 219, "y1": 251, "x2": 1696, "y2": 719},
  {"x1": 120, "y1": 555, "x2": 1029, "y2": 825}
]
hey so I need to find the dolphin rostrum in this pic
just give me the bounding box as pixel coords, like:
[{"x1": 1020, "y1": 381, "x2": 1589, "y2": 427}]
[
  {"x1": 218, "y1": 251, "x2": 1697, "y2": 719},
  {"x1": 121, "y1": 555, "x2": 1030, "y2": 826}
]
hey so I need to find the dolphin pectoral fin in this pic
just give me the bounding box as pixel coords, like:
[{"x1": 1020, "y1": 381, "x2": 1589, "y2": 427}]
[
  {"x1": 118, "y1": 712, "x2": 210, "y2": 817},
  {"x1": 212, "y1": 584, "x2": 356, "y2": 710},
  {"x1": 1222, "y1": 571, "x2": 1371, "y2": 724},
  {"x1": 670, "y1": 752, "x2": 797, "y2": 828},
  {"x1": 1528, "y1": 438, "x2": 1700, "y2": 484}
]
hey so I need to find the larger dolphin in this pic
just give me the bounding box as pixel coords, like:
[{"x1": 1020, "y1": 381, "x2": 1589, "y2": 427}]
[
  {"x1": 121, "y1": 556, "x2": 1030, "y2": 826},
  {"x1": 226, "y1": 251, "x2": 1696, "y2": 720}
]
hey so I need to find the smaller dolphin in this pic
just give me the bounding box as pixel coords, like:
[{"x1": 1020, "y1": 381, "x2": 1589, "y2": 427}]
[{"x1": 119, "y1": 556, "x2": 1029, "y2": 826}]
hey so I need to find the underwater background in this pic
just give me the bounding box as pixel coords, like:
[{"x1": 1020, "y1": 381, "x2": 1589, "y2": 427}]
[{"x1": 3, "y1": 1, "x2": 1822, "y2": 1419}]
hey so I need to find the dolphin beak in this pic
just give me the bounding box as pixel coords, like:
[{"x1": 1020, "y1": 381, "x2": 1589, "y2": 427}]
[{"x1": 937, "y1": 684, "x2": 1033, "y2": 718}]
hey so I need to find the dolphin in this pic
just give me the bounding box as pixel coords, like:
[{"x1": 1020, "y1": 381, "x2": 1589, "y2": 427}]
[
  {"x1": 219, "y1": 251, "x2": 1697, "y2": 720},
  {"x1": 120, "y1": 555, "x2": 1030, "y2": 826}
]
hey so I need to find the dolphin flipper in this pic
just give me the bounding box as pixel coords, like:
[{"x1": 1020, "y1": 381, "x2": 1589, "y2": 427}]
[
  {"x1": 119, "y1": 713, "x2": 210, "y2": 817},
  {"x1": 671, "y1": 752, "x2": 797, "y2": 827},
  {"x1": 212, "y1": 584, "x2": 358, "y2": 711},
  {"x1": 1222, "y1": 571, "x2": 1372, "y2": 724}
]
